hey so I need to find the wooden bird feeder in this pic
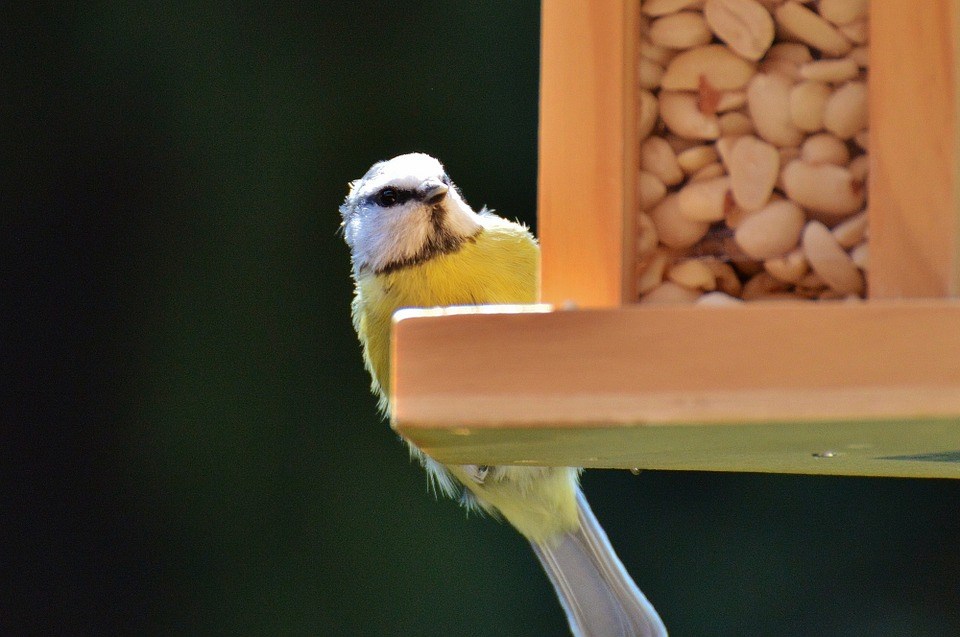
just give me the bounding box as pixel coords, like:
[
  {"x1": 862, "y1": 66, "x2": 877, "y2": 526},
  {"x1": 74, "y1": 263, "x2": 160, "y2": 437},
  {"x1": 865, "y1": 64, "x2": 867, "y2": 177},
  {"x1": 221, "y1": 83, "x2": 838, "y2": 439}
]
[{"x1": 390, "y1": 0, "x2": 960, "y2": 478}]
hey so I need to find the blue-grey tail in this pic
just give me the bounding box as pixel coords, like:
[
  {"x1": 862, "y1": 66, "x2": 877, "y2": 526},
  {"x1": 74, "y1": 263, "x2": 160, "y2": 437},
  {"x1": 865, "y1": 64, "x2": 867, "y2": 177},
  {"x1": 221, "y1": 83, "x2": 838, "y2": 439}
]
[{"x1": 531, "y1": 490, "x2": 668, "y2": 637}]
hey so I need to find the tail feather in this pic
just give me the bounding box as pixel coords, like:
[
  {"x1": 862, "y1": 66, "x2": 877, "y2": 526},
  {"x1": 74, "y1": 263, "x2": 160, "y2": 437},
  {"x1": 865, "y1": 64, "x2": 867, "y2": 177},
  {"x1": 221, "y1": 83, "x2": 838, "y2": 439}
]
[{"x1": 531, "y1": 490, "x2": 667, "y2": 637}]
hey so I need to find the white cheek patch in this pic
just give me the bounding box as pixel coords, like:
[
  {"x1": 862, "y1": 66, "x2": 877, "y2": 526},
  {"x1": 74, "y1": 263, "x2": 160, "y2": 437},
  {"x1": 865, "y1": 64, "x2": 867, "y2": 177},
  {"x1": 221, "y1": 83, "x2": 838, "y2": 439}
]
[
  {"x1": 350, "y1": 195, "x2": 481, "y2": 274},
  {"x1": 444, "y1": 194, "x2": 484, "y2": 239},
  {"x1": 358, "y1": 204, "x2": 431, "y2": 272},
  {"x1": 349, "y1": 203, "x2": 425, "y2": 273}
]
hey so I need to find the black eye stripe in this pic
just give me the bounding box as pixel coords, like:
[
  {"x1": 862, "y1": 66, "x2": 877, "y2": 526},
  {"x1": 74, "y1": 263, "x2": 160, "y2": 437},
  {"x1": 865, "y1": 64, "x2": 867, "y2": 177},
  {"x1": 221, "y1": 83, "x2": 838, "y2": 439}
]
[{"x1": 371, "y1": 187, "x2": 415, "y2": 207}]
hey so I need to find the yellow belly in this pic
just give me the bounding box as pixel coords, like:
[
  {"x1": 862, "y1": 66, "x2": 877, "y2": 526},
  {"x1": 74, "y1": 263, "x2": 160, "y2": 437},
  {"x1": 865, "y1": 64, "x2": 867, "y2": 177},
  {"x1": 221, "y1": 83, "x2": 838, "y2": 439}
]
[{"x1": 353, "y1": 214, "x2": 539, "y2": 401}]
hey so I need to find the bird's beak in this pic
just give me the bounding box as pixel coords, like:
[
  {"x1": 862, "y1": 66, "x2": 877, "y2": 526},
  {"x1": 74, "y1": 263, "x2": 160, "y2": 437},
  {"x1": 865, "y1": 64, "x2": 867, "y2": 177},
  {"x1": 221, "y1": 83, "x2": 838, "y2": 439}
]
[{"x1": 418, "y1": 180, "x2": 449, "y2": 205}]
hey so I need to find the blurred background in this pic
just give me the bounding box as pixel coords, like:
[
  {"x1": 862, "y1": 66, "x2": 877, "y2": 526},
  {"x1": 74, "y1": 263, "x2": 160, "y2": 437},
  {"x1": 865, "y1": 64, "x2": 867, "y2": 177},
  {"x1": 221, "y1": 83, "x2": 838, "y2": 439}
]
[{"x1": 5, "y1": 2, "x2": 960, "y2": 635}]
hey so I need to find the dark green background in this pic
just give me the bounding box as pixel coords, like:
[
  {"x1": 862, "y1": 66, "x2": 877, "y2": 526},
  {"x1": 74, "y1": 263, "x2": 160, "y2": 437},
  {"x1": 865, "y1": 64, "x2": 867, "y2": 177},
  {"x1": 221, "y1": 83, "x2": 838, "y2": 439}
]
[{"x1": 6, "y1": 2, "x2": 960, "y2": 635}]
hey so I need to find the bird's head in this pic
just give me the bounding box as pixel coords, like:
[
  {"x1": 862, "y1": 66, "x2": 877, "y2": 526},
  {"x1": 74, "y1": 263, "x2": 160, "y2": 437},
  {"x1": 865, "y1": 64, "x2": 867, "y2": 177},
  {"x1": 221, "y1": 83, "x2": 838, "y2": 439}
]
[{"x1": 340, "y1": 153, "x2": 483, "y2": 275}]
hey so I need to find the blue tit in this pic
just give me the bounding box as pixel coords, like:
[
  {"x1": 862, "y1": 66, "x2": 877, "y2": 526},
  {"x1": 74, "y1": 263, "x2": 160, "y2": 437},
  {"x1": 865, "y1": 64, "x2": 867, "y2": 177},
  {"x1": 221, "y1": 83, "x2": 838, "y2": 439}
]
[{"x1": 341, "y1": 153, "x2": 667, "y2": 636}]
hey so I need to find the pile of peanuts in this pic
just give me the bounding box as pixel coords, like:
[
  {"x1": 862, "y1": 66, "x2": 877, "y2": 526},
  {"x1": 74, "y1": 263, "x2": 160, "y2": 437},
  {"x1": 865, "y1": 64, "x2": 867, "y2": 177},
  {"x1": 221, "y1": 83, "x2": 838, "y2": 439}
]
[{"x1": 637, "y1": 0, "x2": 869, "y2": 304}]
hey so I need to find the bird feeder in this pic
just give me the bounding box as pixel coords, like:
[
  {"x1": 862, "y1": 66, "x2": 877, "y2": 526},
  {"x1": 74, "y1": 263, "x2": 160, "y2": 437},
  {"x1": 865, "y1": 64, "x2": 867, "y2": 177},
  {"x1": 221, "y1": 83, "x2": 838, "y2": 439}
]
[{"x1": 391, "y1": 0, "x2": 960, "y2": 478}]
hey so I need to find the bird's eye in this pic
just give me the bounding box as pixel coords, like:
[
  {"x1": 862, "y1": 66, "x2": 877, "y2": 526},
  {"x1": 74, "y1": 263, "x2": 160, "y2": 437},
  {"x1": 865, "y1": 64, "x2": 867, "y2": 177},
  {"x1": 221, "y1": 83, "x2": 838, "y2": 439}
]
[{"x1": 375, "y1": 188, "x2": 398, "y2": 207}]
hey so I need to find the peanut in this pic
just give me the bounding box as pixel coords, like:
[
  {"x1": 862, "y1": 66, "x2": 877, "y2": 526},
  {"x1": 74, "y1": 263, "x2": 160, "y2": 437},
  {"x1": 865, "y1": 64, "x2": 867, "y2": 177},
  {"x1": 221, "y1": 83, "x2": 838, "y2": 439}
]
[
  {"x1": 765, "y1": 42, "x2": 814, "y2": 65},
  {"x1": 781, "y1": 160, "x2": 865, "y2": 219},
  {"x1": 839, "y1": 20, "x2": 869, "y2": 46},
  {"x1": 800, "y1": 133, "x2": 850, "y2": 166},
  {"x1": 703, "y1": 0, "x2": 775, "y2": 61},
  {"x1": 642, "y1": 0, "x2": 706, "y2": 18},
  {"x1": 734, "y1": 199, "x2": 806, "y2": 259},
  {"x1": 818, "y1": 0, "x2": 868, "y2": 26},
  {"x1": 728, "y1": 134, "x2": 780, "y2": 210},
  {"x1": 774, "y1": 1, "x2": 852, "y2": 57},
  {"x1": 639, "y1": 57, "x2": 665, "y2": 90},
  {"x1": 690, "y1": 161, "x2": 727, "y2": 182},
  {"x1": 677, "y1": 145, "x2": 720, "y2": 174},
  {"x1": 639, "y1": 89, "x2": 659, "y2": 140},
  {"x1": 758, "y1": 42, "x2": 813, "y2": 80},
  {"x1": 659, "y1": 91, "x2": 722, "y2": 139},
  {"x1": 637, "y1": 249, "x2": 670, "y2": 294},
  {"x1": 747, "y1": 73, "x2": 804, "y2": 147},
  {"x1": 650, "y1": 12, "x2": 714, "y2": 49},
  {"x1": 798, "y1": 58, "x2": 859, "y2": 83},
  {"x1": 649, "y1": 194, "x2": 711, "y2": 249},
  {"x1": 637, "y1": 212, "x2": 661, "y2": 258},
  {"x1": 638, "y1": 171, "x2": 668, "y2": 211},
  {"x1": 802, "y1": 220, "x2": 864, "y2": 295},
  {"x1": 669, "y1": 258, "x2": 719, "y2": 290},
  {"x1": 764, "y1": 248, "x2": 809, "y2": 283},
  {"x1": 640, "y1": 281, "x2": 702, "y2": 304},
  {"x1": 702, "y1": 257, "x2": 743, "y2": 296},
  {"x1": 823, "y1": 81, "x2": 868, "y2": 140},
  {"x1": 642, "y1": 38, "x2": 678, "y2": 66},
  {"x1": 789, "y1": 81, "x2": 831, "y2": 132},
  {"x1": 642, "y1": 137, "x2": 685, "y2": 186},
  {"x1": 661, "y1": 44, "x2": 757, "y2": 91},
  {"x1": 677, "y1": 176, "x2": 732, "y2": 221},
  {"x1": 831, "y1": 211, "x2": 868, "y2": 248}
]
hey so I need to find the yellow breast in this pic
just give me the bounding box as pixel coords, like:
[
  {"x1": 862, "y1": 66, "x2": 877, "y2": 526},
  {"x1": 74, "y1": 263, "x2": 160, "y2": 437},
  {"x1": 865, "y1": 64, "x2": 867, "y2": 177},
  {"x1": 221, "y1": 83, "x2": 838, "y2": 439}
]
[{"x1": 352, "y1": 215, "x2": 539, "y2": 404}]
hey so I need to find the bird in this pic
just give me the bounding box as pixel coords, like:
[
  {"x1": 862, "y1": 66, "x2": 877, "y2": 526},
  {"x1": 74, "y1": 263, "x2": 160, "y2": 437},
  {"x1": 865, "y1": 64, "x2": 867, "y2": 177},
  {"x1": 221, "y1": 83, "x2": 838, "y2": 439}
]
[{"x1": 340, "y1": 152, "x2": 668, "y2": 637}]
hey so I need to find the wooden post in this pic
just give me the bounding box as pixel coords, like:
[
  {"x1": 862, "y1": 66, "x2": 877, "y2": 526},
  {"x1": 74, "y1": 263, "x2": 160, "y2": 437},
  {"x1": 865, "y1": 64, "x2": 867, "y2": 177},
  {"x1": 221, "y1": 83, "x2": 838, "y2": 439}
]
[
  {"x1": 868, "y1": 1, "x2": 960, "y2": 298},
  {"x1": 538, "y1": 0, "x2": 639, "y2": 307}
]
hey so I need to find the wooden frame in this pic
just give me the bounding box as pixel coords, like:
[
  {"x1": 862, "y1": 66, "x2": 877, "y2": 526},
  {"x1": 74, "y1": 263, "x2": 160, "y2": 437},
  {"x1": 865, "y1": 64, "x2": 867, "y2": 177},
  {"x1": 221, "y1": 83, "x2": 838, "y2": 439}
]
[
  {"x1": 870, "y1": 1, "x2": 960, "y2": 297},
  {"x1": 538, "y1": 1, "x2": 639, "y2": 306},
  {"x1": 391, "y1": 0, "x2": 960, "y2": 478}
]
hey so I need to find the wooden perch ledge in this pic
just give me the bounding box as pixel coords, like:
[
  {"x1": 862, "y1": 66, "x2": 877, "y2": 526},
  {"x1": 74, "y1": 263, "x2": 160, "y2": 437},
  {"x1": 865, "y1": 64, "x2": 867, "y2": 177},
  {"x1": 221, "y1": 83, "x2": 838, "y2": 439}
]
[{"x1": 391, "y1": 301, "x2": 960, "y2": 478}]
